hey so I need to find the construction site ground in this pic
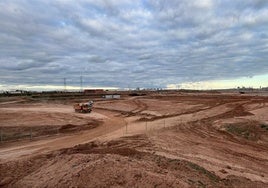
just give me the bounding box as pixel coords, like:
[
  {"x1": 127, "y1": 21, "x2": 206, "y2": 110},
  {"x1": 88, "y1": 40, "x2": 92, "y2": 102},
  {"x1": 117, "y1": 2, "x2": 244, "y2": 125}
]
[{"x1": 0, "y1": 92, "x2": 268, "y2": 187}]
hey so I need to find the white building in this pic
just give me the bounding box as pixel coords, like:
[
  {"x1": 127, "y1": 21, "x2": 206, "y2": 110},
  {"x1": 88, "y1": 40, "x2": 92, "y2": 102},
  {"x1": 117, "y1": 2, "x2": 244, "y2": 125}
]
[{"x1": 104, "y1": 94, "x2": 121, "y2": 99}]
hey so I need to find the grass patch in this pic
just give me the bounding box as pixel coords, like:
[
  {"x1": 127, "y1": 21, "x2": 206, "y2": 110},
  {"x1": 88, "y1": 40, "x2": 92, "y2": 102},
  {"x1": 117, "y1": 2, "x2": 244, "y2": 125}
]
[
  {"x1": 225, "y1": 121, "x2": 268, "y2": 141},
  {"x1": 225, "y1": 124, "x2": 251, "y2": 139},
  {"x1": 188, "y1": 162, "x2": 219, "y2": 183}
]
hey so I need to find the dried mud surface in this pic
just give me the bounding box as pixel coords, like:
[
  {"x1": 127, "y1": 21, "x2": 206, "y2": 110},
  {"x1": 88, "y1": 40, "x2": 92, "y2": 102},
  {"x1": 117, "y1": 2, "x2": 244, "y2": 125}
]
[{"x1": 0, "y1": 93, "x2": 268, "y2": 187}]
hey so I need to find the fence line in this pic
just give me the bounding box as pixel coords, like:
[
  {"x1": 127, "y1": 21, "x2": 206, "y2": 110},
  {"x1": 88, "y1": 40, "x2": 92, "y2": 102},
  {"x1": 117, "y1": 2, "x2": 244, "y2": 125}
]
[{"x1": 2, "y1": 119, "x2": 172, "y2": 143}]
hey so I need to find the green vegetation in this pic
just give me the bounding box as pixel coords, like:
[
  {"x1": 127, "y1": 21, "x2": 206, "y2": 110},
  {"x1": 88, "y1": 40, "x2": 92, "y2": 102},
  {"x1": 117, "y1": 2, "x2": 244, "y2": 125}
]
[
  {"x1": 188, "y1": 162, "x2": 219, "y2": 183},
  {"x1": 225, "y1": 124, "x2": 252, "y2": 139},
  {"x1": 225, "y1": 122, "x2": 268, "y2": 141}
]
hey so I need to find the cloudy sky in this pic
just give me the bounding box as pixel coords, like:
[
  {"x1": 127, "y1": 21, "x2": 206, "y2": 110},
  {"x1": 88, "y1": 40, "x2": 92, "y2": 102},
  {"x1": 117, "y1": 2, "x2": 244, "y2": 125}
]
[{"x1": 0, "y1": 0, "x2": 268, "y2": 90}]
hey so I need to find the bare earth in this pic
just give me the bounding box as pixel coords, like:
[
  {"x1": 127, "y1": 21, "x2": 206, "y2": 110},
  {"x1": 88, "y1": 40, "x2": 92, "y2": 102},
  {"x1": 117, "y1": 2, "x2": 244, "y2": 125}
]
[{"x1": 0, "y1": 92, "x2": 268, "y2": 187}]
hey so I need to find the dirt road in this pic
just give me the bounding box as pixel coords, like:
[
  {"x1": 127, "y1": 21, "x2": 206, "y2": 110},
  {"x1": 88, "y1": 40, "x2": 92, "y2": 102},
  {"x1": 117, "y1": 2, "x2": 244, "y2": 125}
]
[{"x1": 0, "y1": 109, "x2": 125, "y2": 162}]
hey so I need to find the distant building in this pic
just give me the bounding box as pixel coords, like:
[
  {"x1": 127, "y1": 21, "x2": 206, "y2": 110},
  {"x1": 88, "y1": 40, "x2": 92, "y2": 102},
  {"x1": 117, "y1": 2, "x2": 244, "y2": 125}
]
[
  {"x1": 104, "y1": 94, "x2": 121, "y2": 99},
  {"x1": 84, "y1": 89, "x2": 104, "y2": 94},
  {"x1": 8, "y1": 90, "x2": 23, "y2": 94}
]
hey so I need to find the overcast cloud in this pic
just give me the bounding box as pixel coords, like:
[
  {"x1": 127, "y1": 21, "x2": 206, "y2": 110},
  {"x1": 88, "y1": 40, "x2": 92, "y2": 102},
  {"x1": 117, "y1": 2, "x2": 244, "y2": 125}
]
[{"x1": 0, "y1": 0, "x2": 268, "y2": 89}]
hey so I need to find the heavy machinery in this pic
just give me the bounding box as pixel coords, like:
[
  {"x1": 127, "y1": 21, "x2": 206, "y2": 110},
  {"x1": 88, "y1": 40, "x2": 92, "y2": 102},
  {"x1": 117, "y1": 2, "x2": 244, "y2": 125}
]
[{"x1": 73, "y1": 101, "x2": 93, "y2": 113}]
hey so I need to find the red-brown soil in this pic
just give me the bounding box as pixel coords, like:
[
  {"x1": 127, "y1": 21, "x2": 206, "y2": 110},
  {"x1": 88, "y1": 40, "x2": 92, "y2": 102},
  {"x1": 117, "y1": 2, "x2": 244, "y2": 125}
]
[{"x1": 0, "y1": 92, "x2": 268, "y2": 187}]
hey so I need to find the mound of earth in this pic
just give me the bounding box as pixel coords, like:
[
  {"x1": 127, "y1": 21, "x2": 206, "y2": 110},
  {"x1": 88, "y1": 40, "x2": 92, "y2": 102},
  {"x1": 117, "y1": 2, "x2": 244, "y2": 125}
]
[{"x1": 1, "y1": 135, "x2": 266, "y2": 188}]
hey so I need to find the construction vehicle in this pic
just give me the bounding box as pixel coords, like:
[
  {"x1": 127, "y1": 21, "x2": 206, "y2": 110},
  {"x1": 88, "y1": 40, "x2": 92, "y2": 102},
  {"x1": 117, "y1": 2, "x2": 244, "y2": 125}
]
[{"x1": 73, "y1": 101, "x2": 93, "y2": 113}]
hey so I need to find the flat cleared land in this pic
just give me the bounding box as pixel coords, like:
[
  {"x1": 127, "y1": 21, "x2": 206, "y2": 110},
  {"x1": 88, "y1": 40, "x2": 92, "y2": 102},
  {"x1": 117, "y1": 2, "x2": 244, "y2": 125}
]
[{"x1": 0, "y1": 92, "x2": 268, "y2": 187}]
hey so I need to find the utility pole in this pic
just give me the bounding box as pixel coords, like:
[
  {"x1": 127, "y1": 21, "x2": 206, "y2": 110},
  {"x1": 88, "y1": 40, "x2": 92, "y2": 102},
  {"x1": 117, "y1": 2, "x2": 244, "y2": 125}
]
[
  {"x1": 80, "y1": 75, "x2": 83, "y2": 91},
  {"x1": 64, "y1": 78, "x2": 66, "y2": 91}
]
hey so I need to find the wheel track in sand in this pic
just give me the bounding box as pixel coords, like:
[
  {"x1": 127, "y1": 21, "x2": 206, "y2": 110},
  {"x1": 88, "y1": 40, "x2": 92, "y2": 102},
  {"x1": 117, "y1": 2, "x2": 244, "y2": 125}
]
[
  {"x1": 148, "y1": 99, "x2": 268, "y2": 183},
  {"x1": 0, "y1": 109, "x2": 126, "y2": 162}
]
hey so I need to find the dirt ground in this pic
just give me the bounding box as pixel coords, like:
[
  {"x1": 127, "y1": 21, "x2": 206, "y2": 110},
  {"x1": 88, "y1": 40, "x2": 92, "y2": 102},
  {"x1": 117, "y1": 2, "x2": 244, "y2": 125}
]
[{"x1": 0, "y1": 92, "x2": 268, "y2": 187}]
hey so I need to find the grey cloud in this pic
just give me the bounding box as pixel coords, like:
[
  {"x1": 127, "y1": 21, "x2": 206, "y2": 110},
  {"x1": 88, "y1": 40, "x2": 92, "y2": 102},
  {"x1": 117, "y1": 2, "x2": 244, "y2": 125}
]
[{"x1": 0, "y1": 0, "x2": 268, "y2": 89}]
